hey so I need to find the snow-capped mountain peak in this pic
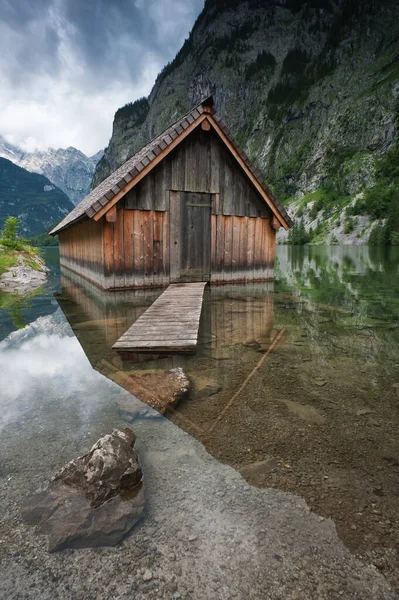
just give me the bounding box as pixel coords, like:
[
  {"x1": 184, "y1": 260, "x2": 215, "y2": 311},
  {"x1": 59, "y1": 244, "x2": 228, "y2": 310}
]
[{"x1": 0, "y1": 136, "x2": 103, "y2": 205}]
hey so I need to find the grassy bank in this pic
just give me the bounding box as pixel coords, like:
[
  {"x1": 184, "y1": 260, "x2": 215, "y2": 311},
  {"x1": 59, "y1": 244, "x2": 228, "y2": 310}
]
[
  {"x1": 0, "y1": 249, "x2": 18, "y2": 276},
  {"x1": 0, "y1": 216, "x2": 42, "y2": 276},
  {"x1": 0, "y1": 246, "x2": 42, "y2": 276}
]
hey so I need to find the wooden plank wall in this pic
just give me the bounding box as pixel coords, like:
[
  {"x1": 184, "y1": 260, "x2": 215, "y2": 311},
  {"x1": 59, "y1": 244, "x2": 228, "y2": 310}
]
[
  {"x1": 103, "y1": 208, "x2": 169, "y2": 290},
  {"x1": 58, "y1": 218, "x2": 105, "y2": 288},
  {"x1": 210, "y1": 215, "x2": 276, "y2": 283},
  {"x1": 123, "y1": 127, "x2": 272, "y2": 219}
]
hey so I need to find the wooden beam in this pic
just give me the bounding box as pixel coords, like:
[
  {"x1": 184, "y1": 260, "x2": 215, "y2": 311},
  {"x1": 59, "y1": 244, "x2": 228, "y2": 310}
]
[
  {"x1": 105, "y1": 205, "x2": 117, "y2": 222},
  {"x1": 93, "y1": 114, "x2": 207, "y2": 222},
  {"x1": 202, "y1": 105, "x2": 214, "y2": 114},
  {"x1": 201, "y1": 119, "x2": 211, "y2": 131},
  {"x1": 272, "y1": 215, "x2": 281, "y2": 230},
  {"x1": 207, "y1": 116, "x2": 291, "y2": 231}
]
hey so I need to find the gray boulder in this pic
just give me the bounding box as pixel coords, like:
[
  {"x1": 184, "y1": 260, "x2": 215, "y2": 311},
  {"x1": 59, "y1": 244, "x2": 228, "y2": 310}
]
[{"x1": 22, "y1": 428, "x2": 144, "y2": 551}]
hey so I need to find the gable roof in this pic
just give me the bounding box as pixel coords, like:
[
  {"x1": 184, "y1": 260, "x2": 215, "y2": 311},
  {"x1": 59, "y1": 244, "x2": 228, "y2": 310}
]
[{"x1": 50, "y1": 97, "x2": 293, "y2": 235}]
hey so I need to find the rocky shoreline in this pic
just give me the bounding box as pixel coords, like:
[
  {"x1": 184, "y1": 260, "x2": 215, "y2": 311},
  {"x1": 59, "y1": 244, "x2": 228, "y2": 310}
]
[{"x1": 0, "y1": 251, "x2": 50, "y2": 295}]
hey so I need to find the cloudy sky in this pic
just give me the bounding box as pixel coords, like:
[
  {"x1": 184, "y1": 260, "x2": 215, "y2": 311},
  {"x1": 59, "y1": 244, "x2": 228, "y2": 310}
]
[{"x1": 0, "y1": 0, "x2": 203, "y2": 156}]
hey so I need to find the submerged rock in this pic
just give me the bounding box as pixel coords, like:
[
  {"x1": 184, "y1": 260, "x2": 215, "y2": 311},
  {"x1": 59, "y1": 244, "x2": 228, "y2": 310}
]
[
  {"x1": 116, "y1": 393, "x2": 157, "y2": 422},
  {"x1": 189, "y1": 373, "x2": 221, "y2": 400},
  {"x1": 357, "y1": 407, "x2": 373, "y2": 416},
  {"x1": 240, "y1": 458, "x2": 279, "y2": 481},
  {"x1": 22, "y1": 428, "x2": 144, "y2": 551},
  {"x1": 281, "y1": 399, "x2": 326, "y2": 425},
  {"x1": 113, "y1": 367, "x2": 190, "y2": 416}
]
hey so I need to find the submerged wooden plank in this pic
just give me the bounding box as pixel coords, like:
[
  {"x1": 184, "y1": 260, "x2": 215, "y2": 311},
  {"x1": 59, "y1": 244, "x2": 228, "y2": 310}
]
[{"x1": 113, "y1": 282, "x2": 207, "y2": 353}]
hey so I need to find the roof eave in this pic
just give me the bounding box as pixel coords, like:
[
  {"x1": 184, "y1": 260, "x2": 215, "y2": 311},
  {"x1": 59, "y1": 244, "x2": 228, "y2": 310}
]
[{"x1": 49, "y1": 214, "x2": 89, "y2": 236}]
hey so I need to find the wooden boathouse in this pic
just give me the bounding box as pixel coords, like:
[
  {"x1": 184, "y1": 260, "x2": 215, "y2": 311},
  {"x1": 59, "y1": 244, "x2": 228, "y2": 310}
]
[{"x1": 50, "y1": 96, "x2": 293, "y2": 290}]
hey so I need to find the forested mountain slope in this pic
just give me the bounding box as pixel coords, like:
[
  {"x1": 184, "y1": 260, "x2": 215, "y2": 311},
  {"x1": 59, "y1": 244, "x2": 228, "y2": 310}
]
[
  {"x1": 0, "y1": 158, "x2": 74, "y2": 237},
  {"x1": 93, "y1": 0, "x2": 399, "y2": 244}
]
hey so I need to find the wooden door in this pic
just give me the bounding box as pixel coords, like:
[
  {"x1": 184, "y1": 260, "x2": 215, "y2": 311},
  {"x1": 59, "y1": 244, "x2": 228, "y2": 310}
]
[{"x1": 170, "y1": 191, "x2": 212, "y2": 282}]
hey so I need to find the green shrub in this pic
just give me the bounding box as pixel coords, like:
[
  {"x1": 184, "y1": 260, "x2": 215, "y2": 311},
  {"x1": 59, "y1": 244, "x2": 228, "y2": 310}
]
[
  {"x1": 309, "y1": 205, "x2": 317, "y2": 220},
  {"x1": 0, "y1": 216, "x2": 24, "y2": 250},
  {"x1": 369, "y1": 224, "x2": 389, "y2": 246},
  {"x1": 354, "y1": 143, "x2": 399, "y2": 244},
  {"x1": 363, "y1": 182, "x2": 392, "y2": 218},
  {"x1": 375, "y1": 142, "x2": 399, "y2": 180},
  {"x1": 309, "y1": 200, "x2": 322, "y2": 219},
  {"x1": 348, "y1": 198, "x2": 367, "y2": 215},
  {"x1": 387, "y1": 190, "x2": 399, "y2": 244},
  {"x1": 287, "y1": 220, "x2": 311, "y2": 245},
  {"x1": 343, "y1": 217, "x2": 355, "y2": 234},
  {"x1": 114, "y1": 97, "x2": 149, "y2": 124},
  {"x1": 390, "y1": 231, "x2": 399, "y2": 245},
  {"x1": 330, "y1": 234, "x2": 339, "y2": 245},
  {"x1": 368, "y1": 189, "x2": 399, "y2": 245},
  {"x1": 245, "y1": 51, "x2": 276, "y2": 80},
  {"x1": 0, "y1": 216, "x2": 41, "y2": 256},
  {"x1": 311, "y1": 221, "x2": 324, "y2": 239}
]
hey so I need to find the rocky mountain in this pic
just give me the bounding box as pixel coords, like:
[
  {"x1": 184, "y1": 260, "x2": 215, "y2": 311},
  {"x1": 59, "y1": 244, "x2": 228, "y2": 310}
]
[
  {"x1": 93, "y1": 0, "x2": 399, "y2": 245},
  {"x1": 0, "y1": 158, "x2": 74, "y2": 237},
  {"x1": 0, "y1": 137, "x2": 23, "y2": 164},
  {"x1": 0, "y1": 137, "x2": 103, "y2": 205}
]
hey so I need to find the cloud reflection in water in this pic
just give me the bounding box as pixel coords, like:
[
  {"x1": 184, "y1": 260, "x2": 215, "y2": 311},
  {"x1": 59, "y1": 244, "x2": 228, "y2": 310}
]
[{"x1": 0, "y1": 316, "x2": 120, "y2": 435}]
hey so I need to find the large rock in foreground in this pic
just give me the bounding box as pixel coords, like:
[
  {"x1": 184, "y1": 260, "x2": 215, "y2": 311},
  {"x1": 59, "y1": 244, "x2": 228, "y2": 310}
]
[{"x1": 22, "y1": 428, "x2": 144, "y2": 551}]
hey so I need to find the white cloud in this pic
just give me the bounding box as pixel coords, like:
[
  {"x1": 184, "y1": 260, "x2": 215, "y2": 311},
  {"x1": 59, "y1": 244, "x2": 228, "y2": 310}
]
[
  {"x1": 0, "y1": 67, "x2": 159, "y2": 155},
  {"x1": 0, "y1": 0, "x2": 203, "y2": 155}
]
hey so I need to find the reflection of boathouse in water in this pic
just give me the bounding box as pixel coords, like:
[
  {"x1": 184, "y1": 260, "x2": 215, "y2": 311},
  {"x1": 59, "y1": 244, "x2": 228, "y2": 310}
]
[
  {"x1": 56, "y1": 270, "x2": 277, "y2": 434},
  {"x1": 57, "y1": 270, "x2": 275, "y2": 366}
]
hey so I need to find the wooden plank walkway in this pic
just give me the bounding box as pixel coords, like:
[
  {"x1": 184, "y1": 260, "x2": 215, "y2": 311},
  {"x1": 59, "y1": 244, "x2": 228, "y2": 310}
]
[{"x1": 112, "y1": 282, "x2": 207, "y2": 353}]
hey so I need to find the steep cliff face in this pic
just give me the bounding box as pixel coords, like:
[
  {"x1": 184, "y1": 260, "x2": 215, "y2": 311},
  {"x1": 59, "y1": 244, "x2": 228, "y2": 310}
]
[{"x1": 93, "y1": 0, "x2": 399, "y2": 243}]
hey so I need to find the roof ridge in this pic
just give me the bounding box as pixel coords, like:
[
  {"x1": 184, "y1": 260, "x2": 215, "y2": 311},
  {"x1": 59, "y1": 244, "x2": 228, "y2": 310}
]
[{"x1": 144, "y1": 95, "x2": 214, "y2": 143}]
